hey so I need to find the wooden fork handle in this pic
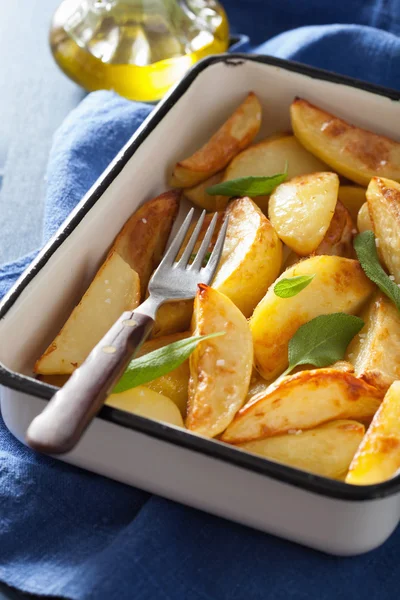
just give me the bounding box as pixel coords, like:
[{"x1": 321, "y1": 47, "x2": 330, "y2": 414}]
[{"x1": 26, "y1": 310, "x2": 154, "y2": 455}]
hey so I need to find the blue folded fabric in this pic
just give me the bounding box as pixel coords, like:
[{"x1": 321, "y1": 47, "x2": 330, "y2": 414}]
[{"x1": 1, "y1": 13, "x2": 400, "y2": 600}]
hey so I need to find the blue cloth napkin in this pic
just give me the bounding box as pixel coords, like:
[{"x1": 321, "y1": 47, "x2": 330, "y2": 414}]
[{"x1": 1, "y1": 8, "x2": 400, "y2": 600}]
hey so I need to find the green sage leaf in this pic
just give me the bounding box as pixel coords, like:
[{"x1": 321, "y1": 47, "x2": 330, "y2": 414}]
[
  {"x1": 354, "y1": 230, "x2": 400, "y2": 311},
  {"x1": 206, "y1": 164, "x2": 288, "y2": 197},
  {"x1": 274, "y1": 274, "x2": 316, "y2": 298},
  {"x1": 113, "y1": 332, "x2": 225, "y2": 393},
  {"x1": 281, "y1": 313, "x2": 364, "y2": 378}
]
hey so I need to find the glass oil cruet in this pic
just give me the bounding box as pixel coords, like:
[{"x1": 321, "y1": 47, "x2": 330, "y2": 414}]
[{"x1": 50, "y1": 0, "x2": 230, "y2": 102}]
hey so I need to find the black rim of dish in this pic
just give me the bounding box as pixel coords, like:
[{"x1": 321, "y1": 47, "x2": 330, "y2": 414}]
[{"x1": 1, "y1": 53, "x2": 400, "y2": 502}]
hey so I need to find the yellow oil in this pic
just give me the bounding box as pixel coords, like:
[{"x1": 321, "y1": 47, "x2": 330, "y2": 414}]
[{"x1": 50, "y1": 0, "x2": 230, "y2": 102}]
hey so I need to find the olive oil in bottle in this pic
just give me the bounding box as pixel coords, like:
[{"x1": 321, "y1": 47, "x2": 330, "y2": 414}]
[{"x1": 50, "y1": 0, "x2": 230, "y2": 102}]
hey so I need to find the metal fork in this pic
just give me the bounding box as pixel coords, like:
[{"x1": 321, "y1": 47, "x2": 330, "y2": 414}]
[{"x1": 26, "y1": 209, "x2": 228, "y2": 455}]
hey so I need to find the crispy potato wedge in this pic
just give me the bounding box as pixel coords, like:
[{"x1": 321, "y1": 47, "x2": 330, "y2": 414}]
[
  {"x1": 357, "y1": 202, "x2": 373, "y2": 233},
  {"x1": 291, "y1": 98, "x2": 400, "y2": 186},
  {"x1": 186, "y1": 285, "x2": 253, "y2": 438},
  {"x1": 212, "y1": 197, "x2": 282, "y2": 317},
  {"x1": 221, "y1": 369, "x2": 382, "y2": 444},
  {"x1": 367, "y1": 177, "x2": 400, "y2": 282},
  {"x1": 110, "y1": 190, "x2": 180, "y2": 297},
  {"x1": 245, "y1": 370, "x2": 271, "y2": 405},
  {"x1": 37, "y1": 374, "x2": 70, "y2": 387},
  {"x1": 106, "y1": 386, "x2": 184, "y2": 428},
  {"x1": 346, "y1": 381, "x2": 400, "y2": 485},
  {"x1": 34, "y1": 252, "x2": 140, "y2": 375},
  {"x1": 136, "y1": 332, "x2": 190, "y2": 416},
  {"x1": 346, "y1": 294, "x2": 400, "y2": 393},
  {"x1": 218, "y1": 134, "x2": 329, "y2": 213},
  {"x1": 224, "y1": 134, "x2": 328, "y2": 180},
  {"x1": 238, "y1": 420, "x2": 365, "y2": 480},
  {"x1": 330, "y1": 360, "x2": 355, "y2": 373},
  {"x1": 152, "y1": 300, "x2": 194, "y2": 338},
  {"x1": 152, "y1": 213, "x2": 224, "y2": 337},
  {"x1": 170, "y1": 92, "x2": 262, "y2": 187},
  {"x1": 269, "y1": 172, "x2": 339, "y2": 255},
  {"x1": 314, "y1": 200, "x2": 354, "y2": 258},
  {"x1": 155, "y1": 198, "x2": 282, "y2": 330},
  {"x1": 338, "y1": 186, "x2": 366, "y2": 222},
  {"x1": 250, "y1": 255, "x2": 374, "y2": 380},
  {"x1": 184, "y1": 172, "x2": 225, "y2": 211}
]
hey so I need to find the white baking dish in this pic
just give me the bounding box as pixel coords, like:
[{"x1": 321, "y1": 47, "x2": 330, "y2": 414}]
[{"x1": 1, "y1": 54, "x2": 400, "y2": 556}]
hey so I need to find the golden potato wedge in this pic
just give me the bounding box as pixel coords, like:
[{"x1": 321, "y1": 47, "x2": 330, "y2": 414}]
[
  {"x1": 238, "y1": 420, "x2": 365, "y2": 480},
  {"x1": 156, "y1": 199, "x2": 282, "y2": 329},
  {"x1": 106, "y1": 386, "x2": 184, "y2": 428},
  {"x1": 223, "y1": 134, "x2": 329, "y2": 182},
  {"x1": 269, "y1": 172, "x2": 339, "y2": 255},
  {"x1": 186, "y1": 285, "x2": 253, "y2": 438},
  {"x1": 357, "y1": 202, "x2": 373, "y2": 233},
  {"x1": 221, "y1": 369, "x2": 382, "y2": 444},
  {"x1": 152, "y1": 212, "x2": 224, "y2": 337},
  {"x1": 346, "y1": 294, "x2": 400, "y2": 394},
  {"x1": 338, "y1": 186, "x2": 366, "y2": 222},
  {"x1": 110, "y1": 190, "x2": 180, "y2": 297},
  {"x1": 152, "y1": 300, "x2": 194, "y2": 338},
  {"x1": 291, "y1": 98, "x2": 400, "y2": 186},
  {"x1": 170, "y1": 92, "x2": 262, "y2": 187},
  {"x1": 136, "y1": 332, "x2": 190, "y2": 416},
  {"x1": 314, "y1": 200, "x2": 355, "y2": 258},
  {"x1": 37, "y1": 374, "x2": 70, "y2": 387},
  {"x1": 367, "y1": 177, "x2": 400, "y2": 282},
  {"x1": 184, "y1": 172, "x2": 225, "y2": 212},
  {"x1": 330, "y1": 360, "x2": 355, "y2": 373},
  {"x1": 250, "y1": 255, "x2": 374, "y2": 380},
  {"x1": 218, "y1": 135, "x2": 329, "y2": 213},
  {"x1": 212, "y1": 197, "x2": 282, "y2": 317},
  {"x1": 346, "y1": 381, "x2": 400, "y2": 485},
  {"x1": 34, "y1": 252, "x2": 140, "y2": 375},
  {"x1": 245, "y1": 370, "x2": 271, "y2": 405}
]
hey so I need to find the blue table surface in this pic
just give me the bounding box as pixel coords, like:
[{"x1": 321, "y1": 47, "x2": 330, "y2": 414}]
[
  {"x1": 0, "y1": 1, "x2": 82, "y2": 598},
  {"x1": 0, "y1": 0, "x2": 84, "y2": 266}
]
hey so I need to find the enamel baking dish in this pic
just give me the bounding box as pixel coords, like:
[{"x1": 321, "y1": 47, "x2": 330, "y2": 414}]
[{"x1": 1, "y1": 54, "x2": 400, "y2": 556}]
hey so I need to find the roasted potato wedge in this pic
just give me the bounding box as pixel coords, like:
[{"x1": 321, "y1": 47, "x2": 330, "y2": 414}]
[
  {"x1": 212, "y1": 197, "x2": 282, "y2": 317},
  {"x1": 346, "y1": 294, "x2": 400, "y2": 393},
  {"x1": 224, "y1": 135, "x2": 328, "y2": 180},
  {"x1": 367, "y1": 177, "x2": 400, "y2": 282},
  {"x1": 37, "y1": 374, "x2": 70, "y2": 387},
  {"x1": 136, "y1": 332, "x2": 190, "y2": 415},
  {"x1": 245, "y1": 370, "x2": 271, "y2": 405},
  {"x1": 170, "y1": 92, "x2": 262, "y2": 187},
  {"x1": 250, "y1": 255, "x2": 374, "y2": 380},
  {"x1": 184, "y1": 172, "x2": 224, "y2": 212},
  {"x1": 186, "y1": 285, "x2": 253, "y2": 438},
  {"x1": 221, "y1": 369, "x2": 382, "y2": 444},
  {"x1": 106, "y1": 386, "x2": 184, "y2": 428},
  {"x1": 357, "y1": 202, "x2": 373, "y2": 233},
  {"x1": 314, "y1": 200, "x2": 354, "y2": 258},
  {"x1": 152, "y1": 212, "x2": 224, "y2": 337},
  {"x1": 218, "y1": 134, "x2": 329, "y2": 213},
  {"x1": 34, "y1": 252, "x2": 140, "y2": 375},
  {"x1": 269, "y1": 172, "x2": 339, "y2": 255},
  {"x1": 291, "y1": 98, "x2": 400, "y2": 186},
  {"x1": 338, "y1": 186, "x2": 366, "y2": 222},
  {"x1": 156, "y1": 198, "x2": 282, "y2": 330},
  {"x1": 238, "y1": 420, "x2": 365, "y2": 480},
  {"x1": 346, "y1": 381, "x2": 400, "y2": 485},
  {"x1": 152, "y1": 300, "x2": 194, "y2": 338},
  {"x1": 110, "y1": 190, "x2": 180, "y2": 297}
]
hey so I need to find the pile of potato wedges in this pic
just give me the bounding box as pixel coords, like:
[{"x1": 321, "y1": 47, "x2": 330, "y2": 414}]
[{"x1": 35, "y1": 92, "x2": 400, "y2": 486}]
